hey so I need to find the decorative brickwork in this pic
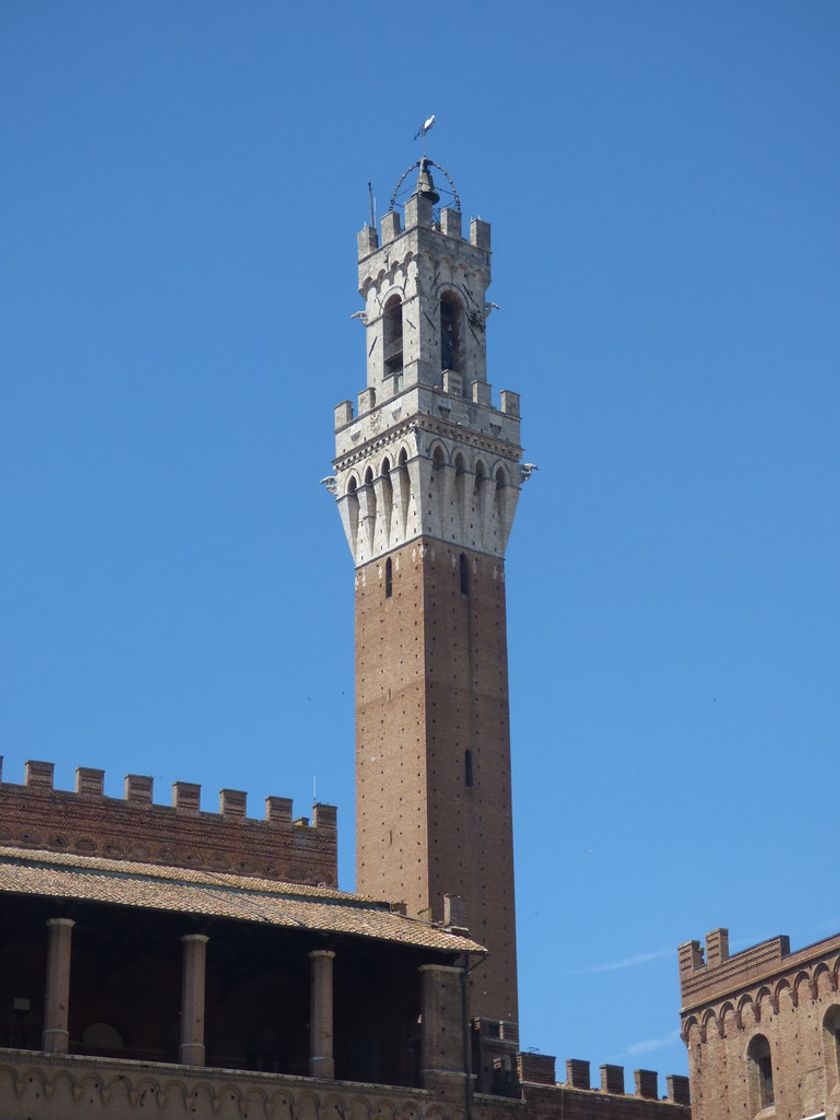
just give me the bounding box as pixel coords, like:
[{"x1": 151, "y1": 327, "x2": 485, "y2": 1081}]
[
  {"x1": 0, "y1": 759, "x2": 337, "y2": 886},
  {"x1": 0, "y1": 1050, "x2": 448, "y2": 1120},
  {"x1": 679, "y1": 926, "x2": 840, "y2": 1120}
]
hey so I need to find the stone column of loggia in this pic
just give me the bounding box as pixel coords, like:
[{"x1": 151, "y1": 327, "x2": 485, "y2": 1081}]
[
  {"x1": 43, "y1": 918, "x2": 75, "y2": 1054},
  {"x1": 418, "y1": 963, "x2": 468, "y2": 1093},
  {"x1": 179, "y1": 934, "x2": 209, "y2": 1065},
  {"x1": 308, "y1": 949, "x2": 336, "y2": 1078}
]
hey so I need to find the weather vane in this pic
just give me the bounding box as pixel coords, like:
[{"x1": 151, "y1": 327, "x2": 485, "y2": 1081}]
[{"x1": 412, "y1": 113, "x2": 435, "y2": 141}]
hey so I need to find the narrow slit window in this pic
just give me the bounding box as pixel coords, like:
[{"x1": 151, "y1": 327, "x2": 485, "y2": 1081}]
[
  {"x1": 459, "y1": 552, "x2": 470, "y2": 596},
  {"x1": 464, "y1": 750, "x2": 474, "y2": 787},
  {"x1": 385, "y1": 557, "x2": 393, "y2": 599}
]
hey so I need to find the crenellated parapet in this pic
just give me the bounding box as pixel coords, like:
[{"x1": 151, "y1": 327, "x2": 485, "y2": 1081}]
[
  {"x1": 0, "y1": 757, "x2": 337, "y2": 887},
  {"x1": 516, "y1": 1054, "x2": 690, "y2": 1120},
  {"x1": 679, "y1": 925, "x2": 840, "y2": 1024}
]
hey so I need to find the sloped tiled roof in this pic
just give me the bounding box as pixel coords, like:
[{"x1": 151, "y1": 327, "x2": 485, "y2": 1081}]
[{"x1": 0, "y1": 846, "x2": 485, "y2": 954}]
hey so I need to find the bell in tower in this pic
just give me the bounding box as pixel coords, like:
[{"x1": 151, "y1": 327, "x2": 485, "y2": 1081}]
[{"x1": 415, "y1": 157, "x2": 440, "y2": 204}]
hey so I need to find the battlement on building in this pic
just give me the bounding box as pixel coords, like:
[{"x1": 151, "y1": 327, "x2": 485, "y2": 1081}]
[
  {"x1": 335, "y1": 383, "x2": 519, "y2": 433},
  {"x1": 0, "y1": 756, "x2": 337, "y2": 887},
  {"x1": 678, "y1": 924, "x2": 840, "y2": 1010},
  {"x1": 515, "y1": 1054, "x2": 690, "y2": 1117},
  {"x1": 357, "y1": 204, "x2": 491, "y2": 262}
]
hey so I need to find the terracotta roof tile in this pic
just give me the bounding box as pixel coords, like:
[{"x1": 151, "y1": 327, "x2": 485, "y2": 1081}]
[{"x1": 0, "y1": 847, "x2": 485, "y2": 954}]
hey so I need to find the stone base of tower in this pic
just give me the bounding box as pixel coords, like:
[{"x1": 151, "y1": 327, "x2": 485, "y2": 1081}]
[{"x1": 355, "y1": 538, "x2": 519, "y2": 1025}]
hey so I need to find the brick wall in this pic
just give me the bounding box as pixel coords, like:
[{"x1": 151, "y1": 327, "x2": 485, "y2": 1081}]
[
  {"x1": 679, "y1": 927, "x2": 840, "y2": 1120},
  {"x1": 520, "y1": 1056, "x2": 691, "y2": 1120},
  {"x1": 0, "y1": 759, "x2": 337, "y2": 886},
  {"x1": 355, "y1": 539, "x2": 518, "y2": 1022}
]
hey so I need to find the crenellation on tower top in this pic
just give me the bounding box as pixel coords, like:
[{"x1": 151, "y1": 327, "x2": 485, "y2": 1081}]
[
  {"x1": 404, "y1": 191, "x2": 433, "y2": 231},
  {"x1": 470, "y1": 217, "x2": 491, "y2": 250},
  {"x1": 500, "y1": 389, "x2": 520, "y2": 417},
  {"x1": 440, "y1": 207, "x2": 462, "y2": 238},
  {"x1": 379, "y1": 210, "x2": 401, "y2": 246},
  {"x1": 357, "y1": 225, "x2": 378, "y2": 258},
  {"x1": 334, "y1": 400, "x2": 353, "y2": 430}
]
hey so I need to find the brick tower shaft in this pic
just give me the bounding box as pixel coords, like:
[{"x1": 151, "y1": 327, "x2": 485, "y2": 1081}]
[{"x1": 355, "y1": 540, "x2": 517, "y2": 1021}]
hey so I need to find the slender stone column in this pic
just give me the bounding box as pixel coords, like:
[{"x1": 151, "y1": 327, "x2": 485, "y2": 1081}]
[
  {"x1": 308, "y1": 949, "x2": 335, "y2": 1078},
  {"x1": 43, "y1": 918, "x2": 75, "y2": 1054},
  {"x1": 179, "y1": 934, "x2": 209, "y2": 1065}
]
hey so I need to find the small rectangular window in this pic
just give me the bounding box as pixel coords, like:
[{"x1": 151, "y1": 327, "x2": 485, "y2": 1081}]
[
  {"x1": 385, "y1": 557, "x2": 393, "y2": 598},
  {"x1": 464, "y1": 750, "x2": 474, "y2": 787}
]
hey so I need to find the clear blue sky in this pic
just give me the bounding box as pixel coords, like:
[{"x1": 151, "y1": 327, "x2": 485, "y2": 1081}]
[{"x1": 2, "y1": 0, "x2": 838, "y2": 1081}]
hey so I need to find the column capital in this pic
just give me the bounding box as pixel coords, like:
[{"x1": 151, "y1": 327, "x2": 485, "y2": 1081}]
[
  {"x1": 308, "y1": 949, "x2": 336, "y2": 960},
  {"x1": 181, "y1": 933, "x2": 209, "y2": 945},
  {"x1": 46, "y1": 917, "x2": 75, "y2": 929},
  {"x1": 418, "y1": 963, "x2": 464, "y2": 975}
]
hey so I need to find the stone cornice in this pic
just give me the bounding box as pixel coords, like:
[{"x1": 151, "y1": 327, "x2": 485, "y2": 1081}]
[{"x1": 334, "y1": 413, "x2": 522, "y2": 474}]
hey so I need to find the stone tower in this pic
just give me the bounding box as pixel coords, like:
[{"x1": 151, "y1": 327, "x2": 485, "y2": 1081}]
[{"x1": 331, "y1": 160, "x2": 524, "y2": 1027}]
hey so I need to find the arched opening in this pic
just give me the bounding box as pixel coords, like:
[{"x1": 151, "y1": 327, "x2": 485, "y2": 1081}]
[
  {"x1": 385, "y1": 557, "x2": 393, "y2": 599},
  {"x1": 380, "y1": 457, "x2": 393, "y2": 542},
  {"x1": 346, "y1": 477, "x2": 359, "y2": 550},
  {"x1": 473, "y1": 461, "x2": 486, "y2": 505},
  {"x1": 396, "y1": 448, "x2": 410, "y2": 532},
  {"x1": 383, "y1": 295, "x2": 403, "y2": 377},
  {"x1": 824, "y1": 1005, "x2": 840, "y2": 1092},
  {"x1": 490, "y1": 466, "x2": 506, "y2": 545},
  {"x1": 459, "y1": 552, "x2": 470, "y2": 596},
  {"x1": 430, "y1": 445, "x2": 445, "y2": 504},
  {"x1": 363, "y1": 467, "x2": 377, "y2": 551},
  {"x1": 747, "y1": 1034, "x2": 774, "y2": 1110},
  {"x1": 440, "y1": 292, "x2": 463, "y2": 373}
]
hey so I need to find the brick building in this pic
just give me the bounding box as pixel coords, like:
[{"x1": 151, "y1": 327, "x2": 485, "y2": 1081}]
[
  {"x1": 679, "y1": 927, "x2": 840, "y2": 1120},
  {"x1": 0, "y1": 158, "x2": 693, "y2": 1118}
]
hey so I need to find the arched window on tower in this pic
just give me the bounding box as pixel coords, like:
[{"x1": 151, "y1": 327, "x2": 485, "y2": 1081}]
[
  {"x1": 747, "y1": 1035, "x2": 774, "y2": 1111},
  {"x1": 381, "y1": 457, "x2": 393, "y2": 541},
  {"x1": 459, "y1": 552, "x2": 470, "y2": 596},
  {"x1": 363, "y1": 467, "x2": 376, "y2": 552},
  {"x1": 383, "y1": 295, "x2": 404, "y2": 387},
  {"x1": 346, "y1": 477, "x2": 360, "y2": 553},
  {"x1": 385, "y1": 557, "x2": 393, "y2": 599},
  {"x1": 396, "y1": 448, "x2": 411, "y2": 533},
  {"x1": 440, "y1": 292, "x2": 463, "y2": 374},
  {"x1": 493, "y1": 467, "x2": 507, "y2": 539},
  {"x1": 430, "y1": 445, "x2": 445, "y2": 513}
]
